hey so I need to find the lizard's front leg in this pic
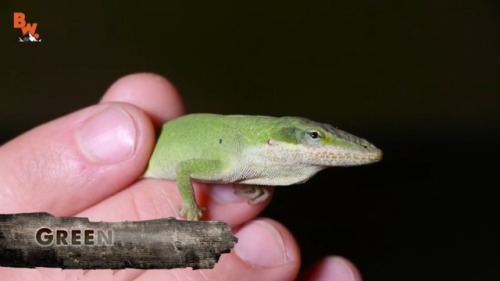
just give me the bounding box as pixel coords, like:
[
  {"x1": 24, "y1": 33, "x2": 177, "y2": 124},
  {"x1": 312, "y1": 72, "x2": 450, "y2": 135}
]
[{"x1": 176, "y1": 159, "x2": 224, "y2": 221}]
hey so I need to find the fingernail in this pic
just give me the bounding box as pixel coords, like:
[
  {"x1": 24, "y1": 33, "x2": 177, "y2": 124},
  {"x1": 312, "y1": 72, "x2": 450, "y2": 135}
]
[
  {"x1": 76, "y1": 105, "x2": 137, "y2": 163},
  {"x1": 234, "y1": 220, "x2": 288, "y2": 267},
  {"x1": 320, "y1": 257, "x2": 356, "y2": 281},
  {"x1": 209, "y1": 184, "x2": 246, "y2": 204}
]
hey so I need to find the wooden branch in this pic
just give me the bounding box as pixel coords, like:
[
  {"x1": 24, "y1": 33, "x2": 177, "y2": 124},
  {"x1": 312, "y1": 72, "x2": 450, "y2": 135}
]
[{"x1": 0, "y1": 212, "x2": 237, "y2": 269}]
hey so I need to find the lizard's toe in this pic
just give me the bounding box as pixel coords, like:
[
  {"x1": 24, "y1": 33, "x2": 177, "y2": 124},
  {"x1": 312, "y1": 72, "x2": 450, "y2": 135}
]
[
  {"x1": 234, "y1": 185, "x2": 272, "y2": 205},
  {"x1": 180, "y1": 205, "x2": 205, "y2": 221}
]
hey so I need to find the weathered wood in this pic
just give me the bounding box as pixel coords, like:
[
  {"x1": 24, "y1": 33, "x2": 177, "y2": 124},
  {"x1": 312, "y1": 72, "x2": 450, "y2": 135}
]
[{"x1": 0, "y1": 213, "x2": 237, "y2": 269}]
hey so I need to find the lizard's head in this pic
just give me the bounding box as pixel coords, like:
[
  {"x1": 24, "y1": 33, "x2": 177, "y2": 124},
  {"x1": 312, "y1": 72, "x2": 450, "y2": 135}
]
[{"x1": 272, "y1": 117, "x2": 383, "y2": 167}]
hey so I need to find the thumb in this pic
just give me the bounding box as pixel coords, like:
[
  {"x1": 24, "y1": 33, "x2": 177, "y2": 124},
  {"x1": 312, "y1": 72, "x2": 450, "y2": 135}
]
[{"x1": 0, "y1": 102, "x2": 155, "y2": 215}]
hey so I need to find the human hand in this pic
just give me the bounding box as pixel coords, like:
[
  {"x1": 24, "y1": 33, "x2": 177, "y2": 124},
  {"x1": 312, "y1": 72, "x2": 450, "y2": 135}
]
[{"x1": 0, "y1": 73, "x2": 362, "y2": 281}]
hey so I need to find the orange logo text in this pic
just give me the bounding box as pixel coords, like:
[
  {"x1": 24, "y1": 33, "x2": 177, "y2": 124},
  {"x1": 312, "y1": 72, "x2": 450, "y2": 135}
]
[{"x1": 13, "y1": 12, "x2": 39, "y2": 39}]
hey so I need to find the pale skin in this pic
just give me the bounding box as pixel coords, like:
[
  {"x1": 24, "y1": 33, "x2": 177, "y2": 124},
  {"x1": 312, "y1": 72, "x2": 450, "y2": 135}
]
[{"x1": 0, "y1": 73, "x2": 364, "y2": 281}]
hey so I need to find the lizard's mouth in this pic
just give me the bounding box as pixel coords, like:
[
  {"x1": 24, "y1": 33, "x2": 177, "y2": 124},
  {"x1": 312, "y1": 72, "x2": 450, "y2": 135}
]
[
  {"x1": 366, "y1": 149, "x2": 383, "y2": 162},
  {"x1": 306, "y1": 147, "x2": 383, "y2": 166}
]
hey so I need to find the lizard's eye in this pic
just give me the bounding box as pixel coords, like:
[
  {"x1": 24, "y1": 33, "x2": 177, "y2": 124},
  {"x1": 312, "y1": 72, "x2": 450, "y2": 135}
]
[{"x1": 307, "y1": 131, "x2": 321, "y2": 140}]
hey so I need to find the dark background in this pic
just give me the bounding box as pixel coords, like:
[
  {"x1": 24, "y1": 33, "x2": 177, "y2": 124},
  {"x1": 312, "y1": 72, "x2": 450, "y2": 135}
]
[{"x1": 1, "y1": 1, "x2": 499, "y2": 280}]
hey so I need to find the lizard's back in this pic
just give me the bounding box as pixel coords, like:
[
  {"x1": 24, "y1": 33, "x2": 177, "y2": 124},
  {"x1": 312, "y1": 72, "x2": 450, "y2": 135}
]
[{"x1": 144, "y1": 114, "x2": 279, "y2": 179}]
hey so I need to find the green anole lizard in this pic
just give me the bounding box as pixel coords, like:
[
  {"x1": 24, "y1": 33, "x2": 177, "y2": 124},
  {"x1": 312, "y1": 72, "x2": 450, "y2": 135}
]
[{"x1": 144, "y1": 114, "x2": 382, "y2": 220}]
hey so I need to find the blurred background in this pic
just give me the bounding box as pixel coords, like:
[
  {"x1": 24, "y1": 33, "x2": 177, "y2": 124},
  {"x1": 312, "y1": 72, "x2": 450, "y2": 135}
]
[{"x1": 1, "y1": 1, "x2": 499, "y2": 280}]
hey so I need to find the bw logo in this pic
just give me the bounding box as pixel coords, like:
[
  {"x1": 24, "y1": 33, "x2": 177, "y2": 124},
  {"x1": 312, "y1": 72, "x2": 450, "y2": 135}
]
[{"x1": 13, "y1": 12, "x2": 42, "y2": 42}]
